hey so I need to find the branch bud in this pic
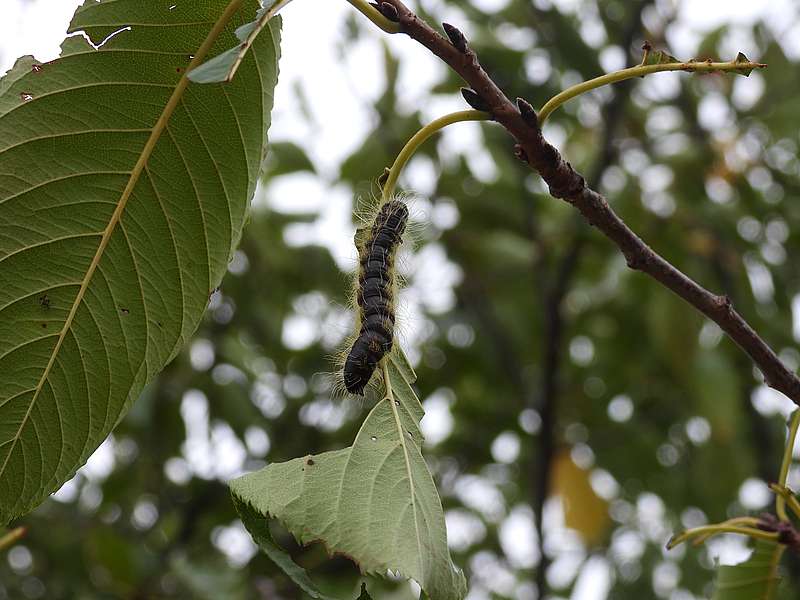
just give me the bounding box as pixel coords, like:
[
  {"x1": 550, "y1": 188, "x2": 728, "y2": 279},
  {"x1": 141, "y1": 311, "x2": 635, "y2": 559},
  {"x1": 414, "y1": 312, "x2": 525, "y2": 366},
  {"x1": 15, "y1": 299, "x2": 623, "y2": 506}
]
[
  {"x1": 442, "y1": 23, "x2": 468, "y2": 53},
  {"x1": 371, "y1": 2, "x2": 399, "y2": 22},
  {"x1": 461, "y1": 88, "x2": 490, "y2": 112},
  {"x1": 516, "y1": 97, "x2": 538, "y2": 128}
]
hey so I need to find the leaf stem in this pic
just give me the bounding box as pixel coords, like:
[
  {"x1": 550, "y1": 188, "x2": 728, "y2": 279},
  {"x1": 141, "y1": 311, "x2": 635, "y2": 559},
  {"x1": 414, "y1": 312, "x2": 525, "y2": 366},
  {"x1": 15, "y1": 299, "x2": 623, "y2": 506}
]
[
  {"x1": 771, "y1": 484, "x2": 800, "y2": 522},
  {"x1": 0, "y1": 527, "x2": 26, "y2": 552},
  {"x1": 345, "y1": 0, "x2": 401, "y2": 34},
  {"x1": 382, "y1": 109, "x2": 488, "y2": 201},
  {"x1": 691, "y1": 517, "x2": 762, "y2": 545},
  {"x1": 767, "y1": 545, "x2": 785, "y2": 598},
  {"x1": 538, "y1": 58, "x2": 766, "y2": 124},
  {"x1": 776, "y1": 410, "x2": 800, "y2": 521},
  {"x1": 667, "y1": 525, "x2": 779, "y2": 550}
]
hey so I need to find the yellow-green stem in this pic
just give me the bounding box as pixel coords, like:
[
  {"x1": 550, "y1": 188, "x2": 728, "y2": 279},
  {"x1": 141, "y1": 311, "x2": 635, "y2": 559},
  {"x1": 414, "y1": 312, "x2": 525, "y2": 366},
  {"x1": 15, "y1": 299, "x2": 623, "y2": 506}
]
[
  {"x1": 772, "y1": 484, "x2": 800, "y2": 523},
  {"x1": 668, "y1": 525, "x2": 778, "y2": 549},
  {"x1": 382, "y1": 109, "x2": 488, "y2": 201},
  {"x1": 691, "y1": 517, "x2": 761, "y2": 544},
  {"x1": 345, "y1": 0, "x2": 401, "y2": 33},
  {"x1": 0, "y1": 527, "x2": 26, "y2": 552},
  {"x1": 777, "y1": 410, "x2": 800, "y2": 521},
  {"x1": 538, "y1": 59, "x2": 765, "y2": 124}
]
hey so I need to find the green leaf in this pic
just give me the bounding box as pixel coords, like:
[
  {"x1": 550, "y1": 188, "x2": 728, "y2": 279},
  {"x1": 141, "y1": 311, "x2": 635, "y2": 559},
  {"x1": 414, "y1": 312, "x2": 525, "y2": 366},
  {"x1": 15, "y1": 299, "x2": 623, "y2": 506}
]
[
  {"x1": 189, "y1": 0, "x2": 293, "y2": 84},
  {"x1": 643, "y1": 49, "x2": 680, "y2": 66},
  {"x1": 0, "y1": 0, "x2": 281, "y2": 523},
  {"x1": 712, "y1": 540, "x2": 783, "y2": 599},
  {"x1": 230, "y1": 352, "x2": 468, "y2": 600}
]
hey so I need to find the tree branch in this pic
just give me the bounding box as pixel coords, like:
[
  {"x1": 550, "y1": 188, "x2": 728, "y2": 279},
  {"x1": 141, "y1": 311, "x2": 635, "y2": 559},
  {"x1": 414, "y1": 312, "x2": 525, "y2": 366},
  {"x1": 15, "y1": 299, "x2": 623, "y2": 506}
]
[{"x1": 380, "y1": 0, "x2": 800, "y2": 405}]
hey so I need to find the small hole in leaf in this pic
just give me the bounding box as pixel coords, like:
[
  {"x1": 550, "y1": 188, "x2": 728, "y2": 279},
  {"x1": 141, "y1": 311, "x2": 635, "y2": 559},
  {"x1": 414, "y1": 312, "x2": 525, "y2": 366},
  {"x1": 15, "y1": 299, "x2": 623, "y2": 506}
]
[
  {"x1": 31, "y1": 64, "x2": 43, "y2": 73},
  {"x1": 370, "y1": 436, "x2": 377, "y2": 442},
  {"x1": 394, "y1": 400, "x2": 400, "y2": 406},
  {"x1": 20, "y1": 92, "x2": 33, "y2": 102},
  {"x1": 121, "y1": 308, "x2": 130, "y2": 315}
]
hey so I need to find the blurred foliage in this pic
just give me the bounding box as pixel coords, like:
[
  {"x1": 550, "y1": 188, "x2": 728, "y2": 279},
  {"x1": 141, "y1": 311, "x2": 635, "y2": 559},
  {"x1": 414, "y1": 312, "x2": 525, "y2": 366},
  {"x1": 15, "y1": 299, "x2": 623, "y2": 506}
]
[{"x1": 3, "y1": 0, "x2": 800, "y2": 599}]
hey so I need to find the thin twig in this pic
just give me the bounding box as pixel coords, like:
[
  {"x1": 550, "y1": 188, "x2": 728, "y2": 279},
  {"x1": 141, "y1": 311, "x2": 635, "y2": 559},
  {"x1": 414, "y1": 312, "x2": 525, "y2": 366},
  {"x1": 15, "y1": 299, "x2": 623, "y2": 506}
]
[{"x1": 378, "y1": 0, "x2": 800, "y2": 406}]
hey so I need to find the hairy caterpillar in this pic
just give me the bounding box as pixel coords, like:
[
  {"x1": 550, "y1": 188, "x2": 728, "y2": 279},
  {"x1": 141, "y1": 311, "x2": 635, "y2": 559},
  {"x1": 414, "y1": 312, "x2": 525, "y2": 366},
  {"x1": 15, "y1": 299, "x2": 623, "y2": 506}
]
[{"x1": 343, "y1": 199, "x2": 409, "y2": 395}]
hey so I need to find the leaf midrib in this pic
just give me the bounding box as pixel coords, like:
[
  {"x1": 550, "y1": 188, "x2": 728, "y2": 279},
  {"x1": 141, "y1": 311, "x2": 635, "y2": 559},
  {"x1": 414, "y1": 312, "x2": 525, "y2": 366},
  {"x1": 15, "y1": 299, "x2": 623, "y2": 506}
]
[
  {"x1": 0, "y1": 0, "x2": 246, "y2": 482},
  {"x1": 383, "y1": 362, "x2": 425, "y2": 577}
]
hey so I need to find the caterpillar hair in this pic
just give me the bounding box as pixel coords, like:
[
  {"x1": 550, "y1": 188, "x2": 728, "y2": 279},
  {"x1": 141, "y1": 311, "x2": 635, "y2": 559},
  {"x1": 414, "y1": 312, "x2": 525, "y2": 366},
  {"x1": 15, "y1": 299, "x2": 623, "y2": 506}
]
[{"x1": 343, "y1": 198, "x2": 409, "y2": 395}]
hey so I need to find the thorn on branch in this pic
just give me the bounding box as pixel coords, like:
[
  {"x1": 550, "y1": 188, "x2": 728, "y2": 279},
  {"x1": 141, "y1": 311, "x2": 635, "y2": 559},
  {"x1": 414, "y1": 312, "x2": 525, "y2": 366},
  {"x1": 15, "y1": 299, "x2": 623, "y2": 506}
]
[
  {"x1": 442, "y1": 23, "x2": 469, "y2": 53},
  {"x1": 461, "y1": 88, "x2": 490, "y2": 112},
  {"x1": 371, "y1": 2, "x2": 399, "y2": 22},
  {"x1": 516, "y1": 97, "x2": 538, "y2": 128}
]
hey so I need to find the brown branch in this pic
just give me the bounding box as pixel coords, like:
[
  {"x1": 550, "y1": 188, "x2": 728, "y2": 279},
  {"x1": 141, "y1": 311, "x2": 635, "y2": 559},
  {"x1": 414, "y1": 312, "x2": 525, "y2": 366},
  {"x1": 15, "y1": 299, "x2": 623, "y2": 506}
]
[{"x1": 380, "y1": 0, "x2": 800, "y2": 406}]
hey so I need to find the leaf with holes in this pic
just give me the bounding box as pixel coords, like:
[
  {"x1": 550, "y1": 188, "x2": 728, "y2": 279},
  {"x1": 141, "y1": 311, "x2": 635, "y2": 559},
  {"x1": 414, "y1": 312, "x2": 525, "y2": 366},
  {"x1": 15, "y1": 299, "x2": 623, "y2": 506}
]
[
  {"x1": 231, "y1": 352, "x2": 467, "y2": 600},
  {"x1": 0, "y1": 0, "x2": 281, "y2": 523}
]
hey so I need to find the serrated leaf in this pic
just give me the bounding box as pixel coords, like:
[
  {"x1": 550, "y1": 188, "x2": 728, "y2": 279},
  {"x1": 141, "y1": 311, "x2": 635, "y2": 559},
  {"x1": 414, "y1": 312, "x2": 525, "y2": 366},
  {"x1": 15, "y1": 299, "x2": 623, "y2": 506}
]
[
  {"x1": 230, "y1": 351, "x2": 467, "y2": 600},
  {"x1": 712, "y1": 540, "x2": 783, "y2": 600},
  {"x1": 189, "y1": 0, "x2": 293, "y2": 84},
  {"x1": 0, "y1": 1, "x2": 281, "y2": 523},
  {"x1": 733, "y1": 51, "x2": 755, "y2": 76}
]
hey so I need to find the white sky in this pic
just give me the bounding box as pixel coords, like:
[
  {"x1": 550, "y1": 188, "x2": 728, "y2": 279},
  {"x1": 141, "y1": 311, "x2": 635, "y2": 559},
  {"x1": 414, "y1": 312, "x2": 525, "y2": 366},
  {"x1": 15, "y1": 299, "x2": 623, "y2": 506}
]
[{"x1": 2, "y1": 1, "x2": 798, "y2": 599}]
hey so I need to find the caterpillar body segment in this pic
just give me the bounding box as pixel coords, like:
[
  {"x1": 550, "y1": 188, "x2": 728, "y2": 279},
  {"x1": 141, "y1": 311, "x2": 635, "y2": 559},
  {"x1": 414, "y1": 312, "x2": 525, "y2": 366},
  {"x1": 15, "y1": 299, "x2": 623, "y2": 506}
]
[{"x1": 344, "y1": 199, "x2": 409, "y2": 395}]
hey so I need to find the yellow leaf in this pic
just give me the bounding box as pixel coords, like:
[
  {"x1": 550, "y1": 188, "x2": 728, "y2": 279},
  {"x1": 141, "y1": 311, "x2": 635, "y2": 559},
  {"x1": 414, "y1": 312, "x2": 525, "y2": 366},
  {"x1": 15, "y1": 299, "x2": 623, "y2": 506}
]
[{"x1": 551, "y1": 450, "x2": 610, "y2": 546}]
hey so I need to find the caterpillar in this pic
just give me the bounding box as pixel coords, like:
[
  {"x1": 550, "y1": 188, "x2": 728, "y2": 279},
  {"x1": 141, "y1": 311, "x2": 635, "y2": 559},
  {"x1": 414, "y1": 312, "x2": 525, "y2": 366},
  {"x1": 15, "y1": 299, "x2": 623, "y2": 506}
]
[{"x1": 343, "y1": 199, "x2": 409, "y2": 395}]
